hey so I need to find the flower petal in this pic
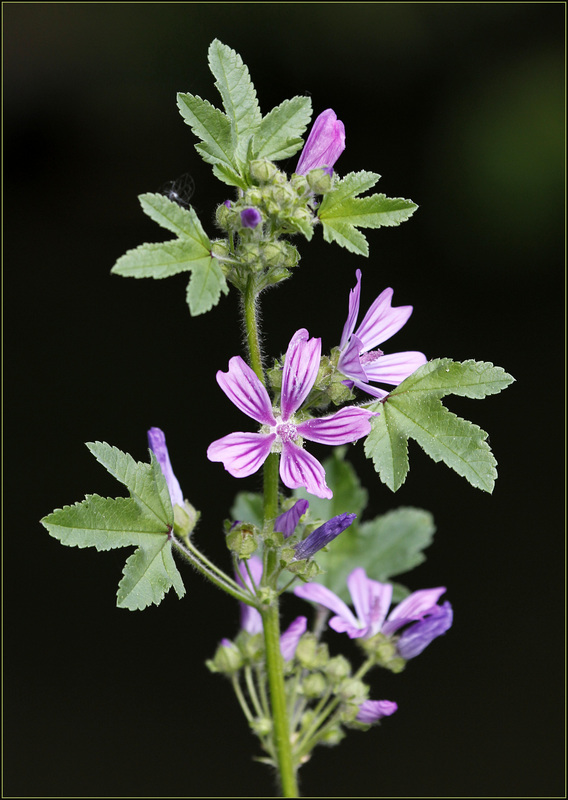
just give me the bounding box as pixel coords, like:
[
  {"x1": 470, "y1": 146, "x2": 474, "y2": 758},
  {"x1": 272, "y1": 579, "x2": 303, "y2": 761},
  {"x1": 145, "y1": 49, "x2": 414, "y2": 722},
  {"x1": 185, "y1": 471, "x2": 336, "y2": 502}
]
[
  {"x1": 382, "y1": 586, "x2": 447, "y2": 635},
  {"x1": 207, "y1": 432, "x2": 274, "y2": 478},
  {"x1": 356, "y1": 699, "x2": 398, "y2": 723},
  {"x1": 280, "y1": 441, "x2": 332, "y2": 498},
  {"x1": 217, "y1": 356, "x2": 276, "y2": 425},
  {"x1": 280, "y1": 616, "x2": 307, "y2": 662},
  {"x1": 274, "y1": 498, "x2": 309, "y2": 538},
  {"x1": 347, "y1": 568, "x2": 392, "y2": 637},
  {"x1": 339, "y1": 270, "x2": 362, "y2": 350},
  {"x1": 296, "y1": 407, "x2": 377, "y2": 445},
  {"x1": 396, "y1": 602, "x2": 453, "y2": 659},
  {"x1": 281, "y1": 329, "x2": 321, "y2": 420},
  {"x1": 362, "y1": 351, "x2": 427, "y2": 385},
  {"x1": 294, "y1": 582, "x2": 359, "y2": 630},
  {"x1": 350, "y1": 379, "x2": 390, "y2": 400},
  {"x1": 354, "y1": 287, "x2": 414, "y2": 353},
  {"x1": 147, "y1": 427, "x2": 184, "y2": 508},
  {"x1": 296, "y1": 108, "x2": 346, "y2": 175},
  {"x1": 236, "y1": 556, "x2": 264, "y2": 635},
  {"x1": 337, "y1": 334, "x2": 368, "y2": 382}
]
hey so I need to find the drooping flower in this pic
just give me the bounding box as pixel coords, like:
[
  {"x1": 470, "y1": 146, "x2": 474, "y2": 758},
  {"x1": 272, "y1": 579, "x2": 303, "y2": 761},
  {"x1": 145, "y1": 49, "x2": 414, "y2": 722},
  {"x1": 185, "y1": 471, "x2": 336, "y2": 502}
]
[
  {"x1": 273, "y1": 499, "x2": 356, "y2": 559},
  {"x1": 280, "y1": 615, "x2": 308, "y2": 662},
  {"x1": 295, "y1": 109, "x2": 346, "y2": 176},
  {"x1": 337, "y1": 270, "x2": 427, "y2": 399},
  {"x1": 293, "y1": 512, "x2": 356, "y2": 561},
  {"x1": 147, "y1": 427, "x2": 184, "y2": 508},
  {"x1": 207, "y1": 329, "x2": 377, "y2": 499},
  {"x1": 294, "y1": 567, "x2": 452, "y2": 658},
  {"x1": 356, "y1": 699, "x2": 398, "y2": 724}
]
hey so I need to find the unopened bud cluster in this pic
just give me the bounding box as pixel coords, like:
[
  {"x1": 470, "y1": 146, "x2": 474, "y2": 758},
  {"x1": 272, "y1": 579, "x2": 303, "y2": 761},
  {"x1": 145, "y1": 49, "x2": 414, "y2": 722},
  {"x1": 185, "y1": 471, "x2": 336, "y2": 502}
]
[{"x1": 213, "y1": 158, "x2": 335, "y2": 294}]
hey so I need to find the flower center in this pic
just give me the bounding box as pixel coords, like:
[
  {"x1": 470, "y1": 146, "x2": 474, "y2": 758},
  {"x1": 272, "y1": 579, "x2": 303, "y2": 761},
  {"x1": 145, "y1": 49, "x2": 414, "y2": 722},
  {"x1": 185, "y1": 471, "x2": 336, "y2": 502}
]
[
  {"x1": 275, "y1": 421, "x2": 298, "y2": 444},
  {"x1": 360, "y1": 348, "x2": 384, "y2": 365}
]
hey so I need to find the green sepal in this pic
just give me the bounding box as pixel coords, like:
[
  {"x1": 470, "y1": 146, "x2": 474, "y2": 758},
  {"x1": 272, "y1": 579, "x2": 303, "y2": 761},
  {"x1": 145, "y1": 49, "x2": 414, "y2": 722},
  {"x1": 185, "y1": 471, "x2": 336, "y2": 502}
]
[
  {"x1": 318, "y1": 171, "x2": 417, "y2": 256},
  {"x1": 364, "y1": 359, "x2": 515, "y2": 492},
  {"x1": 41, "y1": 442, "x2": 186, "y2": 610}
]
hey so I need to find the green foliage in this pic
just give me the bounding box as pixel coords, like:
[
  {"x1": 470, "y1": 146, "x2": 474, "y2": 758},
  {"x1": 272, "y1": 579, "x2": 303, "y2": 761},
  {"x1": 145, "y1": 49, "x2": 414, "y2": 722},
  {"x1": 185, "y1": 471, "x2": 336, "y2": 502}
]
[
  {"x1": 231, "y1": 491, "x2": 264, "y2": 529},
  {"x1": 291, "y1": 449, "x2": 435, "y2": 602},
  {"x1": 41, "y1": 442, "x2": 185, "y2": 610},
  {"x1": 177, "y1": 39, "x2": 312, "y2": 186},
  {"x1": 111, "y1": 193, "x2": 228, "y2": 315},
  {"x1": 364, "y1": 359, "x2": 515, "y2": 492},
  {"x1": 318, "y1": 171, "x2": 417, "y2": 256}
]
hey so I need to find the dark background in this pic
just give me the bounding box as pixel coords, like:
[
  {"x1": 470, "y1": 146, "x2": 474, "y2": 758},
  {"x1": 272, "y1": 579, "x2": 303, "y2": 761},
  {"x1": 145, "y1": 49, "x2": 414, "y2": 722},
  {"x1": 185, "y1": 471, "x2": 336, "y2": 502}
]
[{"x1": 4, "y1": 3, "x2": 565, "y2": 798}]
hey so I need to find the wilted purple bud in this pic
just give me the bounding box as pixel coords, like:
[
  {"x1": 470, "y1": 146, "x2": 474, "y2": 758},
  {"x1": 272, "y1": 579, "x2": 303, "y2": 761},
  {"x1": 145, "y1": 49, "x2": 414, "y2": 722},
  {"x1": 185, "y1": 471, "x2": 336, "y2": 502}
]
[
  {"x1": 147, "y1": 427, "x2": 184, "y2": 508},
  {"x1": 240, "y1": 207, "x2": 262, "y2": 228},
  {"x1": 356, "y1": 699, "x2": 398, "y2": 724},
  {"x1": 396, "y1": 601, "x2": 453, "y2": 660},
  {"x1": 295, "y1": 109, "x2": 346, "y2": 176},
  {"x1": 274, "y1": 499, "x2": 309, "y2": 538},
  {"x1": 293, "y1": 513, "x2": 356, "y2": 561}
]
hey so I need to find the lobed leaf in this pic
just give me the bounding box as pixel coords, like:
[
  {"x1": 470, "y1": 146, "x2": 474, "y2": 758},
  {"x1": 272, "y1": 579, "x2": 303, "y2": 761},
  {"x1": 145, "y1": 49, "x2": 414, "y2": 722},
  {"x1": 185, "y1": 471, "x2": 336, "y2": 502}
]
[
  {"x1": 41, "y1": 443, "x2": 187, "y2": 610},
  {"x1": 111, "y1": 239, "x2": 210, "y2": 280},
  {"x1": 185, "y1": 257, "x2": 229, "y2": 316},
  {"x1": 293, "y1": 447, "x2": 368, "y2": 521},
  {"x1": 138, "y1": 193, "x2": 211, "y2": 246},
  {"x1": 364, "y1": 360, "x2": 513, "y2": 492}
]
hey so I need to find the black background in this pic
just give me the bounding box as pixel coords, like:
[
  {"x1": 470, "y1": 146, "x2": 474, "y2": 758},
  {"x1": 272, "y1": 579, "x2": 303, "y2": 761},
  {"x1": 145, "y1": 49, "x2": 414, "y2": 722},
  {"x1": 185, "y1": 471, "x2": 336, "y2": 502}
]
[{"x1": 4, "y1": 3, "x2": 565, "y2": 798}]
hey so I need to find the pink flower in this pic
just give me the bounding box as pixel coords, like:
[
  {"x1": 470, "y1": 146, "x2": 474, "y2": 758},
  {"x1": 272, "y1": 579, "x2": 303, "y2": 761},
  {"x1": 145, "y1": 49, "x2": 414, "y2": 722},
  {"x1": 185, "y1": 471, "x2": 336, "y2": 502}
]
[
  {"x1": 207, "y1": 329, "x2": 376, "y2": 499},
  {"x1": 338, "y1": 270, "x2": 427, "y2": 399},
  {"x1": 295, "y1": 109, "x2": 346, "y2": 175}
]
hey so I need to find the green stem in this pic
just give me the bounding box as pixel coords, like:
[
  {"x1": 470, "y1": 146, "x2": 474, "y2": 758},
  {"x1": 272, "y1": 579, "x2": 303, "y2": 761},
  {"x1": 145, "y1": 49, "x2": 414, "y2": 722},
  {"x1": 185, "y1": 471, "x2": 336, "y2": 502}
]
[
  {"x1": 170, "y1": 536, "x2": 252, "y2": 605},
  {"x1": 261, "y1": 603, "x2": 299, "y2": 797},
  {"x1": 243, "y1": 275, "x2": 264, "y2": 381}
]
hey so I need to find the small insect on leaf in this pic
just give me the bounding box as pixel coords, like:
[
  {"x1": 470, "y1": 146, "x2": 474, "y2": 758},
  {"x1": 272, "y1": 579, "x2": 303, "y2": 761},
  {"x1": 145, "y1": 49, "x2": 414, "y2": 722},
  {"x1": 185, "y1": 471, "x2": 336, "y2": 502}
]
[{"x1": 160, "y1": 172, "x2": 195, "y2": 208}]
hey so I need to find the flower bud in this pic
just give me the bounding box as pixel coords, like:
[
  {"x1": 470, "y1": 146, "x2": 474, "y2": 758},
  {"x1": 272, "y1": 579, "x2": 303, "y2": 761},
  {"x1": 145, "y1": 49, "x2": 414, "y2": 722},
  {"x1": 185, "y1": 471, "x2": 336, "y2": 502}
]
[
  {"x1": 206, "y1": 638, "x2": 243, "y2": 674},
  {"x1": 306, "y1": 167, "x2": 334, "y2": 194},
  {"x1": 295, "y1": 109, "x2": 346, "y2": 175},
  {"x1": 240, "y1": 207, "x2": 263, "y2": 229},
  {"x1": 301, "y1": 672, "x2": 327, "y2": 699},
  {"x1": 249, "y1": 159, "x2": 279, "y2": 184}
]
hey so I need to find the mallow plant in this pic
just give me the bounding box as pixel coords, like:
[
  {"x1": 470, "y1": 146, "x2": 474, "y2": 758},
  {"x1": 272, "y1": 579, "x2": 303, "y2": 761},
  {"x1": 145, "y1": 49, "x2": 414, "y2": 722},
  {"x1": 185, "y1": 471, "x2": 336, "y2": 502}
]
[{"x1": 41, "y1": 40, "x2": 514, "y2": 797}]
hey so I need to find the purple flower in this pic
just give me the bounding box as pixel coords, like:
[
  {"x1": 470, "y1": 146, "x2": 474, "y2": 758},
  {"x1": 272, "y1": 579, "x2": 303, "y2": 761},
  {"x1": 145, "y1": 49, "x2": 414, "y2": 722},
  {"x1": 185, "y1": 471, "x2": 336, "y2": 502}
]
[
  {"x1": 295, "y1": 109, "x2": 346, "y2": 176},
  {"x1": 356, "y1": 699, "x2": 398, "y2": 724},
  {"x1": 280, "y1": 615, "x2": 308, "y2": 662},
  {"x1": 147, "y1": 427, "x2": 184, "y2": 508},
  {"x1": 274, "y1": 499, "x2": 309, "y2": 538},
  {"x1": 236, "y1": 556, "x2": 264, "y2": 635},
  {"x1": 207, "y1": 329, "x2": 377, "y2": 499},
  {"x1": 294, "y1": 567, "x2": 452, "y2": 658},
  {"x1": 338, "y1": 270, "x2": 427, "y2": 399},
  {"x1": 293, "y1": 512, "x2": 356, "y2": 561},
  {"x1": 240, "y1": 207, "x2": 262, "y2": 228}
]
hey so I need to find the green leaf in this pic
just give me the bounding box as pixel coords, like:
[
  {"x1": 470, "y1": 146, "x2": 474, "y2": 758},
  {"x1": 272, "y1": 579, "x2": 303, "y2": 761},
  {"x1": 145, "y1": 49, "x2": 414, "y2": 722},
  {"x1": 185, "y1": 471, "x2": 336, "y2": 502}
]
[
  {"x1": 231, "y1": 491, "x2": 264, "y2": 528},
  {"x1": 41, "y1": 444, "x2": 186, "y2": 610},
  {"x1": 185, "y1": 256, "x2": 229, "y2": 316},
  {"x1": 138, "y1": 193, "x2": 210, "y2": 246},
  {"x1": 318, "y1": 172, "x2": 417, "y2": 256},
  {"x1": 313, "y1": 508, "x2": 436, "y2": 603},
  {"x1": 117, "y1": 536, "x2": 185, "y2": 611},
  {"x1": 212, "y1": 163, "x2": 249, "y2": 190},
  {"x1": 364, "y1": 359, "x2": 515, "y2": 492},
  {"x1": 252, "y1": 96, "x2": 312, "y2": 161},
  {"x1": 208, "y1": 39, "x2": 262, "y2": 164},
  {"x1": 86, "y1": 441, "x2": 172, "y2": 527},
  {"x1": 111, "y1": 195, "x2": 227, "y2": 316},
  {"x1": 176, "y1": 92, "x2": 235, "y2": 169},
  {"x1": 111, "y1": 239, "x2": 210, "y2": 280}
]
